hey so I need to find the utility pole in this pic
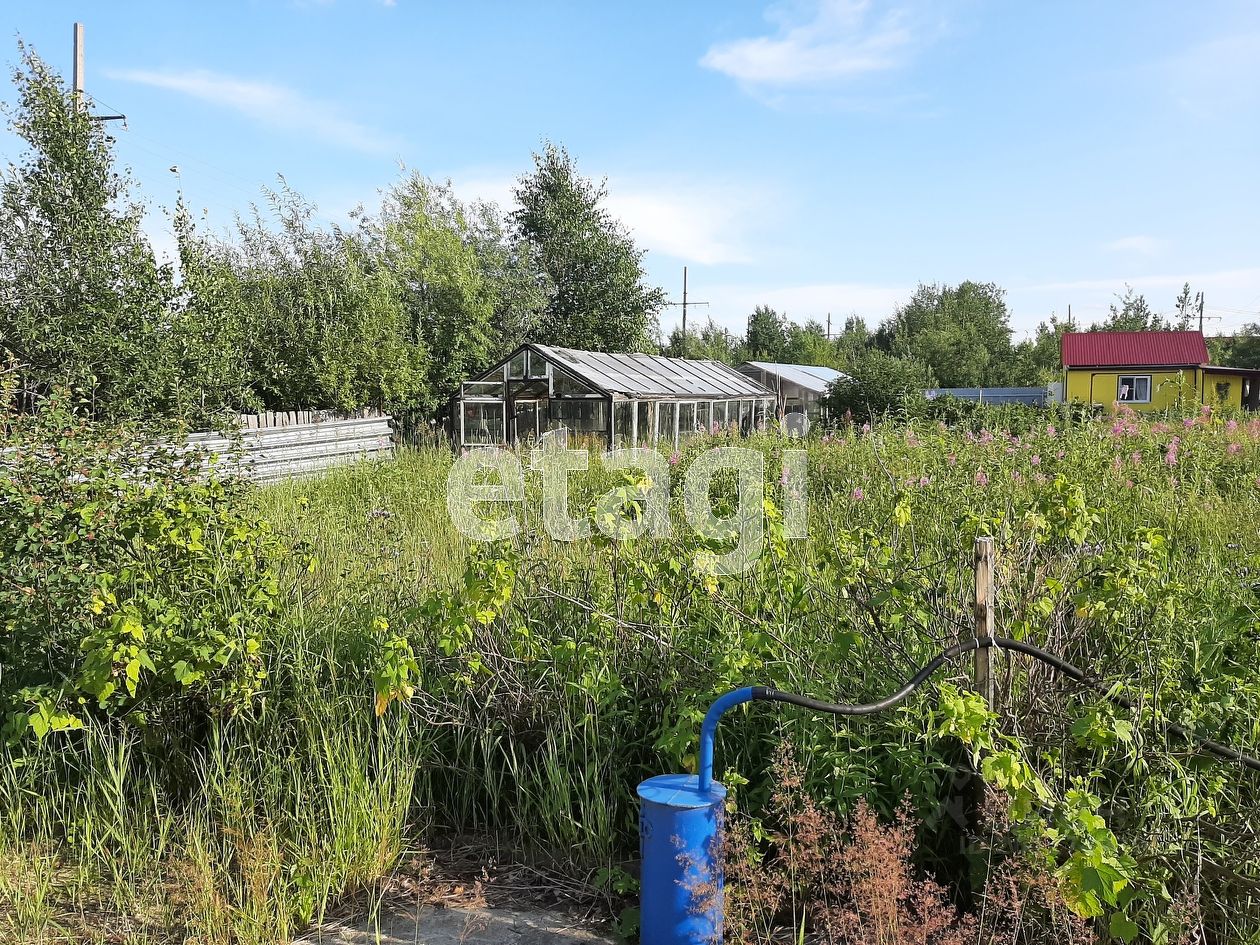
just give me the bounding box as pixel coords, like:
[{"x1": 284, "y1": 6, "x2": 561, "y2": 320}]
[
  {"x1": 72, "y1": 23, "x2": 126, "y2": 124},
  {"x1": 1198, "y1": 292, "x2": 1205, "y2": 333},
  {"x1": 662, "y1": 266, "x2": 709, "y2": 353},
  {"x1": 72, "y1": 22, "x2": 84, "y2": 102},
  {"x1": 826, "y1": 312, "x2": 831, "y2": 341}
]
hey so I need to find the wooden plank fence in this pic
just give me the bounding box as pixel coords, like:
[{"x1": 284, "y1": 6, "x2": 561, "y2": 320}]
[{"x1": 189, "y1": 410, "x2": 394, "y2": 483}]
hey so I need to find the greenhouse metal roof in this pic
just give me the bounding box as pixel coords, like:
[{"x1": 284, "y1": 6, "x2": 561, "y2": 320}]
[
  {"x1": 533, "y1": 344, "x2": 772, "y2": 399},
  {"x1": 741, "y1": 361, "x2": 848, "y2": 395}
]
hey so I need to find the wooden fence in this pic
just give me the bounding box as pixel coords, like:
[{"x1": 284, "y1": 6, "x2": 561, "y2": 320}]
[{"x1": 189, "y1": 410, "x2": 394, "y2": 484}]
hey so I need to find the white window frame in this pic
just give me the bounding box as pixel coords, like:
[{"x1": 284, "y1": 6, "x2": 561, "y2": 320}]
[{"x1": 1116, "y1": 375, "x2": 1151, "y2": 404}]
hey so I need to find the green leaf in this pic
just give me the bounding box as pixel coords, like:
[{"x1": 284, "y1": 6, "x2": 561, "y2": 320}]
[{"x1": 1110, "y1": 912, "x2": 1139, "y2": 943}]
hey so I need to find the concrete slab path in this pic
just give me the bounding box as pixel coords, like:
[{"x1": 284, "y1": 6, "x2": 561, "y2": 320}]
[{"x1": 298, "y1": 902, "x2": 617, "y2": 945}]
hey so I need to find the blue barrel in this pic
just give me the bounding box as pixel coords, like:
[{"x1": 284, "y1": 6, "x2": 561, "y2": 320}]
[{"x1": 637, "y1": 773, "x2": 727, "y2": 945}]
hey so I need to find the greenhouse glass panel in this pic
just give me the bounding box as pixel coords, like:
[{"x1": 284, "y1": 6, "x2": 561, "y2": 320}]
[
  {"x1": 526, "y1": 351, "x2": 550, "y2": 379},
  {"x1": 551, "y1": 399, "x2": 608, "y2": 434},
  {"x1": 613, "y1": 401, "x2": 634, "y2": 446},
  {"x1": 678, "y1": 402, "x2": 696, "y2": 440},
  {"x1": 636, "y1": 400, "x2": 653, "y2": 446},
  {"x1": 509, "y1": 351, "x2": 527, "y2": 379},
  {"x1": 463, "y1": 380, "x2": 503, "y2": 397},
  {"x1": 657, "y1": 402, "x2": 677, "y2": 447},
  {"x1": 463, "y1": 402, "x2": 504, "y2": 445},
  {"x1": 553, "y1": 370, "x2": 596, "y2": 397},
  {"x1": 696, "y1": 401, "x2": 710, "y2": 433}
]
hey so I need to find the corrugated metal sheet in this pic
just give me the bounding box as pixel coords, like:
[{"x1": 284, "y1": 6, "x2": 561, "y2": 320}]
[
  {"x1": 740, "y1": 361, "x2": 848, "y2": 395},
  {"x1": 924, "y1": 387, "x2": 1049, "y2": 406},
  {"x1": 1061, "y1": 331, "x2": 1208, "y2": 368},
  {"x1": 189, "y1": 416, "x2": 394, "y2": 483},
  {"x1": 531, "y1": 345, "x2": 772, "y2": 399}
]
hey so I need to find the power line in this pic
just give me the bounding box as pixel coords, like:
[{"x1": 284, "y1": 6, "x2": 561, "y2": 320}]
[{"x1": 662, "y1": 267, "x2": 710, "y2": 347}]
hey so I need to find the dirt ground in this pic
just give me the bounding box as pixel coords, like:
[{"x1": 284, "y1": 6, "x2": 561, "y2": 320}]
[{"x1": 296, "y1": 849, "x2": 620, "y2": 945}]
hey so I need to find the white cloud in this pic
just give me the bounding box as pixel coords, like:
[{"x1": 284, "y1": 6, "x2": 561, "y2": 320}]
[
  {"x1": 701, "y1": 0, "x2": 925, "y2": 87},
  {"x1": 449, "y1": 170, "x2": 770, "y2": 266},
  {"x1": 1101, "y1": 235, "x2": 1168, "y2": 256},
  {"x1": 105, "y1": 68, "x2": 397, "y2": 154},
  {"x1": 604, "y1": 181, "x2": 764, "y2": 265}
]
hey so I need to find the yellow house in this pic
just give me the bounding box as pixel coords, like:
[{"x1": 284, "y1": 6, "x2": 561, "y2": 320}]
[{"x1": 1061, "y1": 330, "x2": 1260, "y2": 412}]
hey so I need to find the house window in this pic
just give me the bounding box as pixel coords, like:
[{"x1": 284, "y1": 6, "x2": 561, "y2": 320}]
[{"x1": 1116, "y1": 375, "x2": 1151, "y2": 404}]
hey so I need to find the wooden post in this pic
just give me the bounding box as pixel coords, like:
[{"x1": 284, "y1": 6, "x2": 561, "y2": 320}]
[{"x1": 973, "y1": 536, "x2": 996, "y2": 708}]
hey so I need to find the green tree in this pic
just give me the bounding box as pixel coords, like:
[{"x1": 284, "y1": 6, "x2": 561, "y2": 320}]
[
  {"x1": 878, "y1": 282, "x2": 1015, "y2": 388},
  {"x1": 822, "y1": 348, "x2": 935, "y2": 422},
  {"x1": 782, "y1": 319, "x2": 838, "y2": 367},
  {"x1": 832, "y1": 315, "x2": 873, "y2": 372},
  {"x1": 1093, "y1": 286, "x2": 1179, "y2": 332},
  {"x1": 1209, "y1": 323, "x2": 1260, "y2": 369},
  {"x1": 742, "y1": 304, "x2": 789, "y2": 361},
  {"x1": 379, "y1": 175, "x2": 548, "y2": 410},
  {"x1": 664, "y1": 317, "x2": 738, "y2": 362},
  {"x1": 1173, "y1": 282, "x2": 1200, "y2": 330},
  {"x1": 225, "y1": 187, "x2": 427, "y2": 413},
  {"x1": 1007, "y1": 314, "x2": 1071, "y2": 384},
  {"x1": 513, "y1": 143, "x2": 663, "y2": 352},
  {"x1": 0, "y1": 43, "x2": 176, "y2": 420},
  {"x1": 167, "y1": 201, "x2": 262, "y2": 420}
]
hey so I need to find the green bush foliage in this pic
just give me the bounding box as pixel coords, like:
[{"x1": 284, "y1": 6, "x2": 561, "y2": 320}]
[{"x1": 0, "y1": 397, "x2": 283, "y2": 743}]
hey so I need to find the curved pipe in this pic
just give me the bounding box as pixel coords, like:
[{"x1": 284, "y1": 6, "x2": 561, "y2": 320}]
[{"x1": 696, "y1": 636, "x2": 1260, "y2": 792}]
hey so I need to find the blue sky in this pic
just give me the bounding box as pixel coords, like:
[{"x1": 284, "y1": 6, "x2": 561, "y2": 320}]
[{"x1": 6, "y1": 1, "x2": 1260, "y2": 339}]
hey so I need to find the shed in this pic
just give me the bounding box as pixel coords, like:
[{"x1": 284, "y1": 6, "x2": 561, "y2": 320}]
[
  {"x1": 1061, "y1": 330, "x2": 1259, "y2": 412},
  {"x1": 453, "y1": 344, "x2": 775, "y2": 449}
]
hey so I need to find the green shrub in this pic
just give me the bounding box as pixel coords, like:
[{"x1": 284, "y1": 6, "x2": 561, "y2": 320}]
[
  {"x1": 0, "y1": 397, "x2": 284, "y2": 742},
  {"x1": 824, "y1": 348, "x2": 935, "y2": 423}
]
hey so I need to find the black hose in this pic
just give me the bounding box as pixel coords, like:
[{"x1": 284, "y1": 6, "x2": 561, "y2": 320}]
[{"x1": 750, "y1": 636, "x2": 1260, "y2": 774}]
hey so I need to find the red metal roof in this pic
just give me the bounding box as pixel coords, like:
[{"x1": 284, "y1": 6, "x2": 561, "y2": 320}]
[{"x1": 1061, "y1": 331, "x2": 1209, "y2": 368}]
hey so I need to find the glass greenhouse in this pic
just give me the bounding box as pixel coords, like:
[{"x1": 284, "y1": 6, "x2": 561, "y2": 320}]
[
  {"x1": 738, "y1": 361, "x2": 848, "y2": 422},
  {"x1": 453, "y1": 344, "x2": 775, "y2": 449}
]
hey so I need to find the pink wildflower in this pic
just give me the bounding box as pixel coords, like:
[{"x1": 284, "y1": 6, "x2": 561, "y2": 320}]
[
  {"x1": 861, "y1": 423, "x2": 871, "y2": 435},
  {"x1": 947, "y1": 453, "x2": 957, "y2": 466},
  {"x1": 1227, "y1": 419, "x2": 1239, "y2": 432},
  {"x1": 1030, "y1": 454, "x2": 1041, "y2": 466},
  {"x1": 669, "y1": 451, "x2": 681, "y2": 466},
  {"x1": 1125, "y1": 479, "x2": 1134, "y2": 489},
  {"x1": 919, "y1": 476, "x2": 931, "y2": 487},
  {"x1": 1228, "y1": 443, "x2": 1242, "y2": 456},
  {"x1": 1046, "y1": 424, "x2": 1057, "y2": 438},
  {"x1": 851, "y1": 487, "x2": 864, "y2": 501},
  {"x1": 975, "y1": 470, "x2": 989, "y2": 487}
]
